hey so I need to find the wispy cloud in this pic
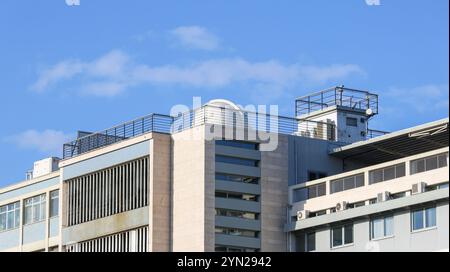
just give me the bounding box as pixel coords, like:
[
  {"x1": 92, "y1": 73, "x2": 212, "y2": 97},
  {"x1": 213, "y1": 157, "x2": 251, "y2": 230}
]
[
  {"x1": 384, "y1": 84, "x2": 449, "y2": 115},
  {"x1": 169, "y1": 26, "x2": 220, "y2": 51},
  {"x1": 31, "y1": 49, "x2": 365, "y2": 97},
  {"x1": 5, "y1": 129, "x2": 73, "y2": 155}
]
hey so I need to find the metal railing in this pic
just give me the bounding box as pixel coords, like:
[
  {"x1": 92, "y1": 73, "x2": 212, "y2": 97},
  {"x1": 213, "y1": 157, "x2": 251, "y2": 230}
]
[
  {"x1": 295, "y1": 86, "x2": 379, "y2": 117},
  {"x1": 63, "y1": 114, "x2": 173, "y2": 159},
  {"x1": 366, "y1": 128, "x2": 389, "y2": 139},
  {"x1": 63, "y1": 105, "x2": 337, "y2": 159}
]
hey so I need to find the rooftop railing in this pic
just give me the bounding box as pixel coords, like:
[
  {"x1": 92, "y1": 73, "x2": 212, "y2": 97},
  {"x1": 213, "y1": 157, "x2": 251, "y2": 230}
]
[
  {"x1": 63, "y1": 105, "x2": 337, "y2": 159},
  {"x1": 295, "y1": 86, "x2": 379, "y2": 117},
  {"x1": 366, "y1": 128, "x2": 389, "y2": 140}
]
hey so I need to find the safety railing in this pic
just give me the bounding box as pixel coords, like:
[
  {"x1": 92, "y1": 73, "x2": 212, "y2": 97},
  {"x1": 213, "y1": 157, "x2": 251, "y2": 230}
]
[
  {"x1": 63, "y1": 105, "x2": 337, "y2": 159},
  {"x1": 296, "y1": 86, "x2": 379, "y2": 117}
]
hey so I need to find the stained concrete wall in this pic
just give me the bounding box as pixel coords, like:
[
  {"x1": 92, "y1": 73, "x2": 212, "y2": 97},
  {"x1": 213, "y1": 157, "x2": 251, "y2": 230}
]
[
  {"x1": 148, "y1": 133, "x2": 172, "y2": 251},
  {"x1": 260, "y1": 133, "x2": 289, "y2": 251},
  {"x1": 171, "y1": 125, "x2": 215, "y2": 251}
]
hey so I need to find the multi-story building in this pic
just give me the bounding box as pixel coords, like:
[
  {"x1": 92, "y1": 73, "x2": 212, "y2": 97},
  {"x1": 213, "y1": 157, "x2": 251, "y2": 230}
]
[{"x1": 0, "y1": 86, "x2": 448, "y2": 252}]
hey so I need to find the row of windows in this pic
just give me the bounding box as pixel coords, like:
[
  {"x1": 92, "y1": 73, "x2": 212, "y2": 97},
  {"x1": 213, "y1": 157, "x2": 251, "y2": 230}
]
[
  {"x1": 215, "y1": 208, "x2": 259, "y2": 220},
  {"x1": 215, "y1": 155, "x2": 259, "y2": 167},
  {"x1": 297, "y1": 206, "x2": 437, "y2": 251},
  {"x1": 215, "y1": 191, "x2": 258, "y2": 202},
  {"x1": 0, "y1": 190, "x2": 59, "y2": 232},
  {"x1": 215, "y1": 140, "x2": 259, "y2": 150},
  {"x1": 66, "y1": 157, "x2": 148, "y2": 226},
  {"x1": 215, "y1": 245, "x2": 259, "y2": 252},
  {"x1": 215, "y1": 227, "x2": 259, "y2": 238},
  {"x1": 411, "y1": 153, "x2": 448, "y2": 174},
  {"x1": 215, "y1": 173, "x2": 259, "y2": 184},
  {"x1": 330, "y1": 174, "x2": 364, "y2": 194},
  {"x1": 294, "y1": 153, "x2": 448, "y2": 202},
  {"x1": 369, "y1": 163, "x2": 406, "y2": 185}
]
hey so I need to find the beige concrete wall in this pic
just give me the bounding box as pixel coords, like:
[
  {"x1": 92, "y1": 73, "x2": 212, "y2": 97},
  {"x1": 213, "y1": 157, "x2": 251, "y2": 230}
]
[
  {"x1": 260, "y1": 133, "x2": 289, "y2": 252},
  {"x1": 171, "y1": 125, "x2": 215, "y2": 252},
  {"x1": 148, "y1": 133, "x2": 172, "y2": 251}
]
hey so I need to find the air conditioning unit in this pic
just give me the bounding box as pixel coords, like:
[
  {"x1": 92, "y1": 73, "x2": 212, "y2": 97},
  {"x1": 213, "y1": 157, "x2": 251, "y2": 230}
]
[
  {"x1": 412, "y1": 182, "x2": 427, "y2": 195},
  {"x1": 335, "y1": 201, "x2": 348, "y2": 212},
  {"x1": 296, "y1": 210, "x2": 310, "y2": 221},
  {"x1": 377, "y1": 191, "x2": 391, "y2": 202}
]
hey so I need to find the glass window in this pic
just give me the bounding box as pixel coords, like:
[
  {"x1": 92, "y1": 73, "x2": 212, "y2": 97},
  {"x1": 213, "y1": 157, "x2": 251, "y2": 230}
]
[
  {"x1": 24, "y1": 194, "x2": 46, "y2": 225},
  {"x1": 216, "y1": 155, "x2": 259, "y2": 167},
  {"x1": 411, "y1": 153, "x2": 448, "y2": 174},
  {"x1": 332, "y1": 224, "x2": 353, "y2": 248},
  {"x1": 412, "y1": 207, "x2": 436, "y2": 231},
  {"x1": 425, "y1": 207, "x2": 436, "y2": 228},
  {"x1": 346, "y1": 117, "x2": 357, "y2": 127},
  {"x1": 215, "y1": 209, "x2": 258, "y2": 220},
  {"x1": 293, "y1": 188, "x2": 308, "y2": 202},
  {"x1": 0, "y1": 202, "x2": 20, "y2": 232},
  {"x1": 215, "y1": 173, "x2": 259, "y2": 184},
  {"x1": 331, "y1": 174, "x2": 364, "y2": 194},
  {"x1": 369, "y1": 163, "x2": 406, "y2": 184},
  {"x1": 50, "y1": 190, "x2": 59, "y2": 217},
  {"x1": 306, "y1": 232, "x2": 316, "y2": 252},
  {"x1": 332, "y1": 227, "x2": 343, "y2": 247},
  {"x1": 216, "y1": 227, "x2": 259, "y2": 238},
  {"x1": 371, "y1": 215, "x2": 394, "y2": 239},
  {"x1": 412, "y1": 210, "x2": 424, "y2": 231},
  {"x1": 215, "y1": 140, "x2": 259, "y2": 150},
  {"x1": 307, "y1": 183, "x2": 326, "y2": 199},
  {"x1": 344, "y1": 224, "x2": 353, "y2": 244}
]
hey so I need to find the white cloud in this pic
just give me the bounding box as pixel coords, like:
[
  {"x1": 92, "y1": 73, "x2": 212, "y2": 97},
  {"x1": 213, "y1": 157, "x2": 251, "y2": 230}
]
[
  {"x1": 385, "y1": 84, "x2": 449, "y2": 114},
  {"x1": 31, "y1": 49, "x2": 365, "y2": 97},
  {"x1": 5, "y1": 130, "x2": 74, "y2": 155},
  {"x1": 170, "y1": 26, "x2": 220, "y2": 51}
]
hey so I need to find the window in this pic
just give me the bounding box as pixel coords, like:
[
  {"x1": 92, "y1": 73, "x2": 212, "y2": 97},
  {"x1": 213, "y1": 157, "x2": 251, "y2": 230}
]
[
  {"x1": 308, "y1": 183, "x2": 326, "y2": 199},
  {"x1": 331, "y1": 224, "x2": 353, "y2": 248},
  {"x1": 410, "y1": 153, "x2": 448, "y2": 174},
  {"x1": 215, "y1": 209, "x2": 258, "y2": 220},
  {"x1": 215, "y1": 227, "x2": 259, "y2": 238},
  {"x1": 426, "y1": 182, "x2": 449, "y2": 192},
  {"x1": 411, "y1": 207, "x2": 436, "y2": 231},
  {"x1": 369, "y1": 163, "x2": 406, "y2": 184},
  {"x1": 309, "y1": 210, "x2": 327, "y2": 218},
  {"x1": 215, "y1": 245, "x2": 258, "y2": 252},
  {"x1": 215, "y1": 191, "x2": 258, "y2": 202},
  {"x1": 215, "y1": 173, "x2": 259, "y2": 184},
  {"x1": 0, "y1": 202, "x2": 20, "y2": 232},
  {"x1": 347, "y1": 201, "x2": 365, "y2": 209},
  {"x1": 308, "y1": 171, "x2": 327, "y2": 181},
  {"x1": 24, "y1": 194, "x2": 46, "y2": 224},
  {"x1": 215, "y1": 140, "x2": 259, "y2": 150},
  {"x1": 330, "y1": 174, "x2": 364, "y2": 194},
  {"x1": 346, "y1": 117, "x2": 358, "y2": 127},
  {"x1": 293, "y1": 187, "x2": 308, "y2": 202},
  {"x1": 215, "y1": 155, "x2": 259, "y2": 167},
  {"x1": 293, "y1": 183, "x2": 326, "y2": 202},
  {"x1": 50, "y1": 190, "x2": 59, "y2": 217},
  {"x1": 296, "y1": 232, "x2": 316, "y2": 252},
  {"x1": 371, "y1": 215, "x2": 394, "y2": 239}
]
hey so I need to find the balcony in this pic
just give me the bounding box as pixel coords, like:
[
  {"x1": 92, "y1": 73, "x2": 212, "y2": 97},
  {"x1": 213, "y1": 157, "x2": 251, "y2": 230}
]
[{"x1": 289, "y1": 148, "x2": 449, "y2": 217}]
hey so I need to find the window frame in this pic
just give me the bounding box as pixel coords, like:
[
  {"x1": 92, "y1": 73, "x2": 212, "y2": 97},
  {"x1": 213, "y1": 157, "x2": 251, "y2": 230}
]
[
  {"x1": 331, "y1": 223, "x2": 354, "y2": 249},
  {"x1": 410, "y1": 152, "x2": 448, "y2": 175},
  {"x1": 24, "y1": 194, "x2": 47, "y2": 225},
  {"x1": 0, "y1": 201, "x2": 20, "y2": 232},
  {"x1": 370, "y1": 215, "x2": 394, "y2": 240},
  {"x1": 411, "y1": 206, "x2": 437, "y2": 232},
  {"x1": 49, "y1": 190, "x2": 59, "y2": 218}
]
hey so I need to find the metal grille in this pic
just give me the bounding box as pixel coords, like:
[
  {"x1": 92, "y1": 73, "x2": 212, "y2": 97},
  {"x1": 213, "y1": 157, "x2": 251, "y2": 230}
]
[
  {"x1": 65, "y1": 226, "x2": 148, "y2": 252},
  {"x1": 66, "y1": 157, "x2": 148, "y2": 226}
]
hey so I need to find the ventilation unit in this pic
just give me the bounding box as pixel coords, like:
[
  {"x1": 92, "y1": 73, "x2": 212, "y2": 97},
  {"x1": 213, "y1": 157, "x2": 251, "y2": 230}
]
[
  {"x1": 377, "y1": 191, "x2": 391, "y2": 203},
  {"x1": 296, "y1": 210, "x2": 310, "y2": 221},
  {"x1": 412, "y1": 182, "x2": 427, "y2": 195},
  {"x1": 335, "y1": 201, "x2": 348, "y2": 212}
]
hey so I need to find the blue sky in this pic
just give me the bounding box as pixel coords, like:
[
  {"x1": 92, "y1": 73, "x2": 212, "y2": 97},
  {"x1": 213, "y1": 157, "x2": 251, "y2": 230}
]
[{"x1": 0, "y1": 0, "x2": 448, "y2": 187}]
